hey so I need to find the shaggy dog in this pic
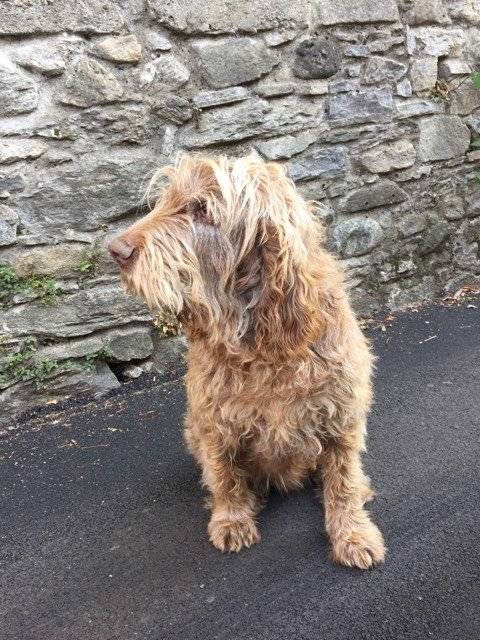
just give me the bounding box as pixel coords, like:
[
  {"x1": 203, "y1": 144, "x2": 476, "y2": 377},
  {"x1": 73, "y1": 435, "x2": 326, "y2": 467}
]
[{"x1": 108, "y1": 154, "x2": 385, "y2": 569}]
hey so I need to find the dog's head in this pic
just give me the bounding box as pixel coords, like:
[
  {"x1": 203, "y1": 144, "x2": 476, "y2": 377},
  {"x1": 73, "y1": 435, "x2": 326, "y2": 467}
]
[{"x1": 109, "y1": 154, "x2": 333, "y2": 360}]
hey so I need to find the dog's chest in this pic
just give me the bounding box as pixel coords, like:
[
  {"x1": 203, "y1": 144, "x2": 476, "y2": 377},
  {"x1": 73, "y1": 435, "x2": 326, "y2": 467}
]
[
  {"x1": 229, "y1": 372, "x2": 324, "y2": 486},
  {"x1": 187, "y1": 352, "x2": 328, "y2": 467}
]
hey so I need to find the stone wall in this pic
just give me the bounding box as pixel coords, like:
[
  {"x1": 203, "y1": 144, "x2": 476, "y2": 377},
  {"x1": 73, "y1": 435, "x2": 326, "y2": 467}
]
[{"x1": 1, "y1": 0, "x2": 479, "y2": 423}]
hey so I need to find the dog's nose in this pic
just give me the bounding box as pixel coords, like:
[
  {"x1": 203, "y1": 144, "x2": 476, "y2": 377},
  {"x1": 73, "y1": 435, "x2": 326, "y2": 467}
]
[{"x1": 108, "y1": 237, "x2": 136, "y2": 266}]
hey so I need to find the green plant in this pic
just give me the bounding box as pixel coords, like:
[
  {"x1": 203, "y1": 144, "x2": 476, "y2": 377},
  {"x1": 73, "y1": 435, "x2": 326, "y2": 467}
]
[
  {"x1": 0, "y1": 260, "x2": 58, "y2": 306},
  {"x1": 0, "y1": 261, "x2": 18, "y2": 302},
  {"x1": 21, "y1": 274, "x2": 58, "y2": 305},
  {"x1": 0, "y1": 338, "x2": 73, "y2": 388},
  {"x1": 82, "y1": 348, "x2": 115, "y2": 371},
  {"x1": 0, "y1": 337, "x2": 38, "y2": 385},
  {"x1": 76, "y1": 241, "x2": 102, "y2": 285},
  {"x1": 0, "y1": 339, "x2": 117, "y2": 389},
  {"x1": 0, "y1": 339, "x2": 60, "y2": 387},
  {"x1": 31, "y1": 358, "x2": 59, "y2": 383}
]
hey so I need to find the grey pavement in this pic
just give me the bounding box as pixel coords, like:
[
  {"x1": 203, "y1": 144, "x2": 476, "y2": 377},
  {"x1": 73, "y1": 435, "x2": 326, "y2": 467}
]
[{"x1": 1, "y1": 302, "x2": 479, "y2": 640}]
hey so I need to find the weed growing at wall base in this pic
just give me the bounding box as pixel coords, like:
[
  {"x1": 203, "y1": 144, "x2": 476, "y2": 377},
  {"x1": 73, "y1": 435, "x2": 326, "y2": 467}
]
[
  {"x1": 0, "y1": 337, "x2": 38, "y2": 386},
  {"x1": 0, "y1": 261, "x2": 58, "y2": 306},
  {"x1": 0, "y1": 338, "x2": 115, "y2": 390},
  {"x1": 0, "y1": 262, "x2": 18, "y2": 302},
  {"x1": 83, "y1": 348, "x2": 115, "y2": 371},
  {"x1": 76, "y1": 242, "x2": 102, "y2": 286}
]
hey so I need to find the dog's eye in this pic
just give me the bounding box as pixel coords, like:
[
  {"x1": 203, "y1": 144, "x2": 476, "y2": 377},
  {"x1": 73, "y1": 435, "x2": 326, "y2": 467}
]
[{"x1": 188, "y1": 199, "x2": 210, "y2": 224}]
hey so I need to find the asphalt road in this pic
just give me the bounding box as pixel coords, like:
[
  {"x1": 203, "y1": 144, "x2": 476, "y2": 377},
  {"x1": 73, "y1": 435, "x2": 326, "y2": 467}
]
[{"x1": 1, "y1": 302, "x2": 479, "y2": 640}]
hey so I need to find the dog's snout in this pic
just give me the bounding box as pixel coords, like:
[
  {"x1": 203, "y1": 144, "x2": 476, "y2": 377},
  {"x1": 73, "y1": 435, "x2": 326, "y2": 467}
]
[{"x1": 108, "y1": 237, "x2": 136, "y2": 266}]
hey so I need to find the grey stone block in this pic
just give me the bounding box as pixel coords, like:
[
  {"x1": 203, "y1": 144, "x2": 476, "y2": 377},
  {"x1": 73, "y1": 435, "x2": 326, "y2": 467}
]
[
  {"x1": 395, "y1": 98, "x2": 445, "y2": 118},
  {"x1": 315, "y1": 0, "x2": 399, "y2": 25},
  {"x1": 448, "y1": 0, "x2": 480, "y2": 24},
  {"x1": 398, "y1": 212, "x2": 427, "y2": 238},
  {"x1": 328, "y1": 79, "x2": 359, "y2": 94},
  {"x1": 405, "y1": 0, "x2": 451, "y2": 25},
  {"x1": 438, "y1": 196, "x2": 465, "y2": 221},
  {"x1": 264, "y1": 29, "x2": 298, "y2": 47},
  {"x1": 140, "y1": 54, "x2": 190, "y2": 90},
  {"x1": 256, "y1": 81, "x2": 297, "y2": 97},
  {"x1": 328, "y1": 218, "x2": 384, "y2": 258},
  {"x1": 0, "y1": 0, "x2": 124, "y2": 35},
  {"x1": 148, "y1": 0, "x2": 310, "y2": 34},
  {"x1": 191, "y1": 38, "x2": 278, "y2": 89},
  {"x1": 328, "y1": 88, "x2": 394, "y2": 125},
  {"x1": 410, "y1": 27, "x2": 464, "y2": 56},
  {"x1": 293, "y1": 38, "x2": 341, "y2": 79},
  {"x1": 62, "y1": 104, "x2": 149, "y2": 146},
  {"x1": 418, "y1": 115, "x2": 471, "y2": 161},
  {"x1": 12, "y1": 244, "x2": 87, "y2": 279},
  {"x1": 0, "y1": 55, "x2": 38, "y2": 116},
  {"x1": 396, "y1": 79, "x2": 413, "y2": 97},
  {"x1": 2, "y1": 284, "x2": 151, "y2": 339},
  {"x1": 192, "y1": 87, "x2": 249, "y2": 109},
  {"x1": 287, "y1": 146, "x2": 348, "y2": 181},
  {"x1": 0, "y1": 205, "x2": 19, "y2": 246},
  {"x1": 17, "y1": 155, "x2": 156, "y2": 235},
  {"x1": 152, "y1": 95, "x2": 193, "y2": 124},
  {"x1": 36, "y1": 327, "x2": 154, "y2": 363},
  {"x1": 145, "y1": 31, "x2": 172, "y2": 52},
  {"x1": 367, "y1": 34, "x2": 406, "y2": 53},
  {"x1": 14, "y1": 45, "x2": 65, "y2": 77},
  {"x1": 360, "y1": 140, "x2": 416, "y2": 173},
  {"x1": 151, "y1": 334, "x2": 187, "y2": 378},
  {"x1": 180, "y1": 97, "x2": 322, "y2": 148},
  {"x1": 417, "y1": 217, "x2": 450, "y2": 254},
  {"x1": 465, "y1": 196, "x2": 480, "y2": 219},
  {"x1": 0, "y1": 139, "x2": 47, "y2": 165},
  {"x1": 344, "y1": 45, "x2": 370, "y2": 58},
  {"x1": 387, "y1": 277, "x2": 436, "y2": 310},
  {"x1": 61, "y1": 58, "x2": 123, "y2": 108},
  {"x1": 107, "y1": 329, "x2": 154, "y2": 362},
  {"x1": 255, "y1": 130, "x2": 318, "y2": 160},
  {"x1": 438, "y1": 58, "x2": 471, "y2": 79},
  {"x1": 363, "y1": 57, "x2": 407, "y2": 84},
  {"x1": 339, "y1": 180, "x2": 408, "y2": 213},
  {"x1": 410, "y1": 56, "x2": 438, "y2": 93},
  {"x1": 94, "y1": 35, "x2": 142, "y2": 63},
  {"x1": 296, "y1": 80, "x2": 329, "y2": 95},
  {"x1": 450, "y1": 81, "x2": 480, "y2": 116}
]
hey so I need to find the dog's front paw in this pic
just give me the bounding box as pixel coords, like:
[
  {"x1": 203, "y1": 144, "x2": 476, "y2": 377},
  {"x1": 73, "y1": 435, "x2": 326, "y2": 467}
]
[
  {"x1": 208, "y1": 515, "x2": 260, "y2": 553},
  {"x1": 331, "y1": 522, "x2": 385, "y2": 570}
]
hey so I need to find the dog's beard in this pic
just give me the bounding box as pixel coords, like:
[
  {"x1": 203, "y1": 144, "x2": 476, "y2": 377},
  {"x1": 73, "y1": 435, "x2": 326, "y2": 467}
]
[{"x1": 120, "y1": 243, "x2": 186, "y2": 317}]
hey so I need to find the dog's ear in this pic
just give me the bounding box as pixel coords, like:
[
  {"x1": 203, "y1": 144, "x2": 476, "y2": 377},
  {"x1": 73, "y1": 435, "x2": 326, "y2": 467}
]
[{"x1": 251, "y1": 204, "x2": 326, "y2": 362}]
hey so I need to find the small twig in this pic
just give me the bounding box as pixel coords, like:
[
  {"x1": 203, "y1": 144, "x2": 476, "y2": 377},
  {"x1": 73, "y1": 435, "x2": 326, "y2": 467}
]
[{"x1": 79, "y1": 444, "x2": 110, "y2": 450}]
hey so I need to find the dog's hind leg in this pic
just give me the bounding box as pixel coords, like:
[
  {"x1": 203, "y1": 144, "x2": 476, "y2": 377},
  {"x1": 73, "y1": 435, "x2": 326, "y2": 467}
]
[
  {"x1": 201, "y1": 431, "x2": 261, "y2": 553},
  {"x1": 318, "y1": 428, "x2": 385, "y2": 569}
]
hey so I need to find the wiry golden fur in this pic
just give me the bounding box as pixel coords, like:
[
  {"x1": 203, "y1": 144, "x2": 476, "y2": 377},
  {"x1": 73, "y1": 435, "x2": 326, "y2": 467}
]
[{"x1": 111, "y1": 154, "x2": 385, "y2": 569}]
